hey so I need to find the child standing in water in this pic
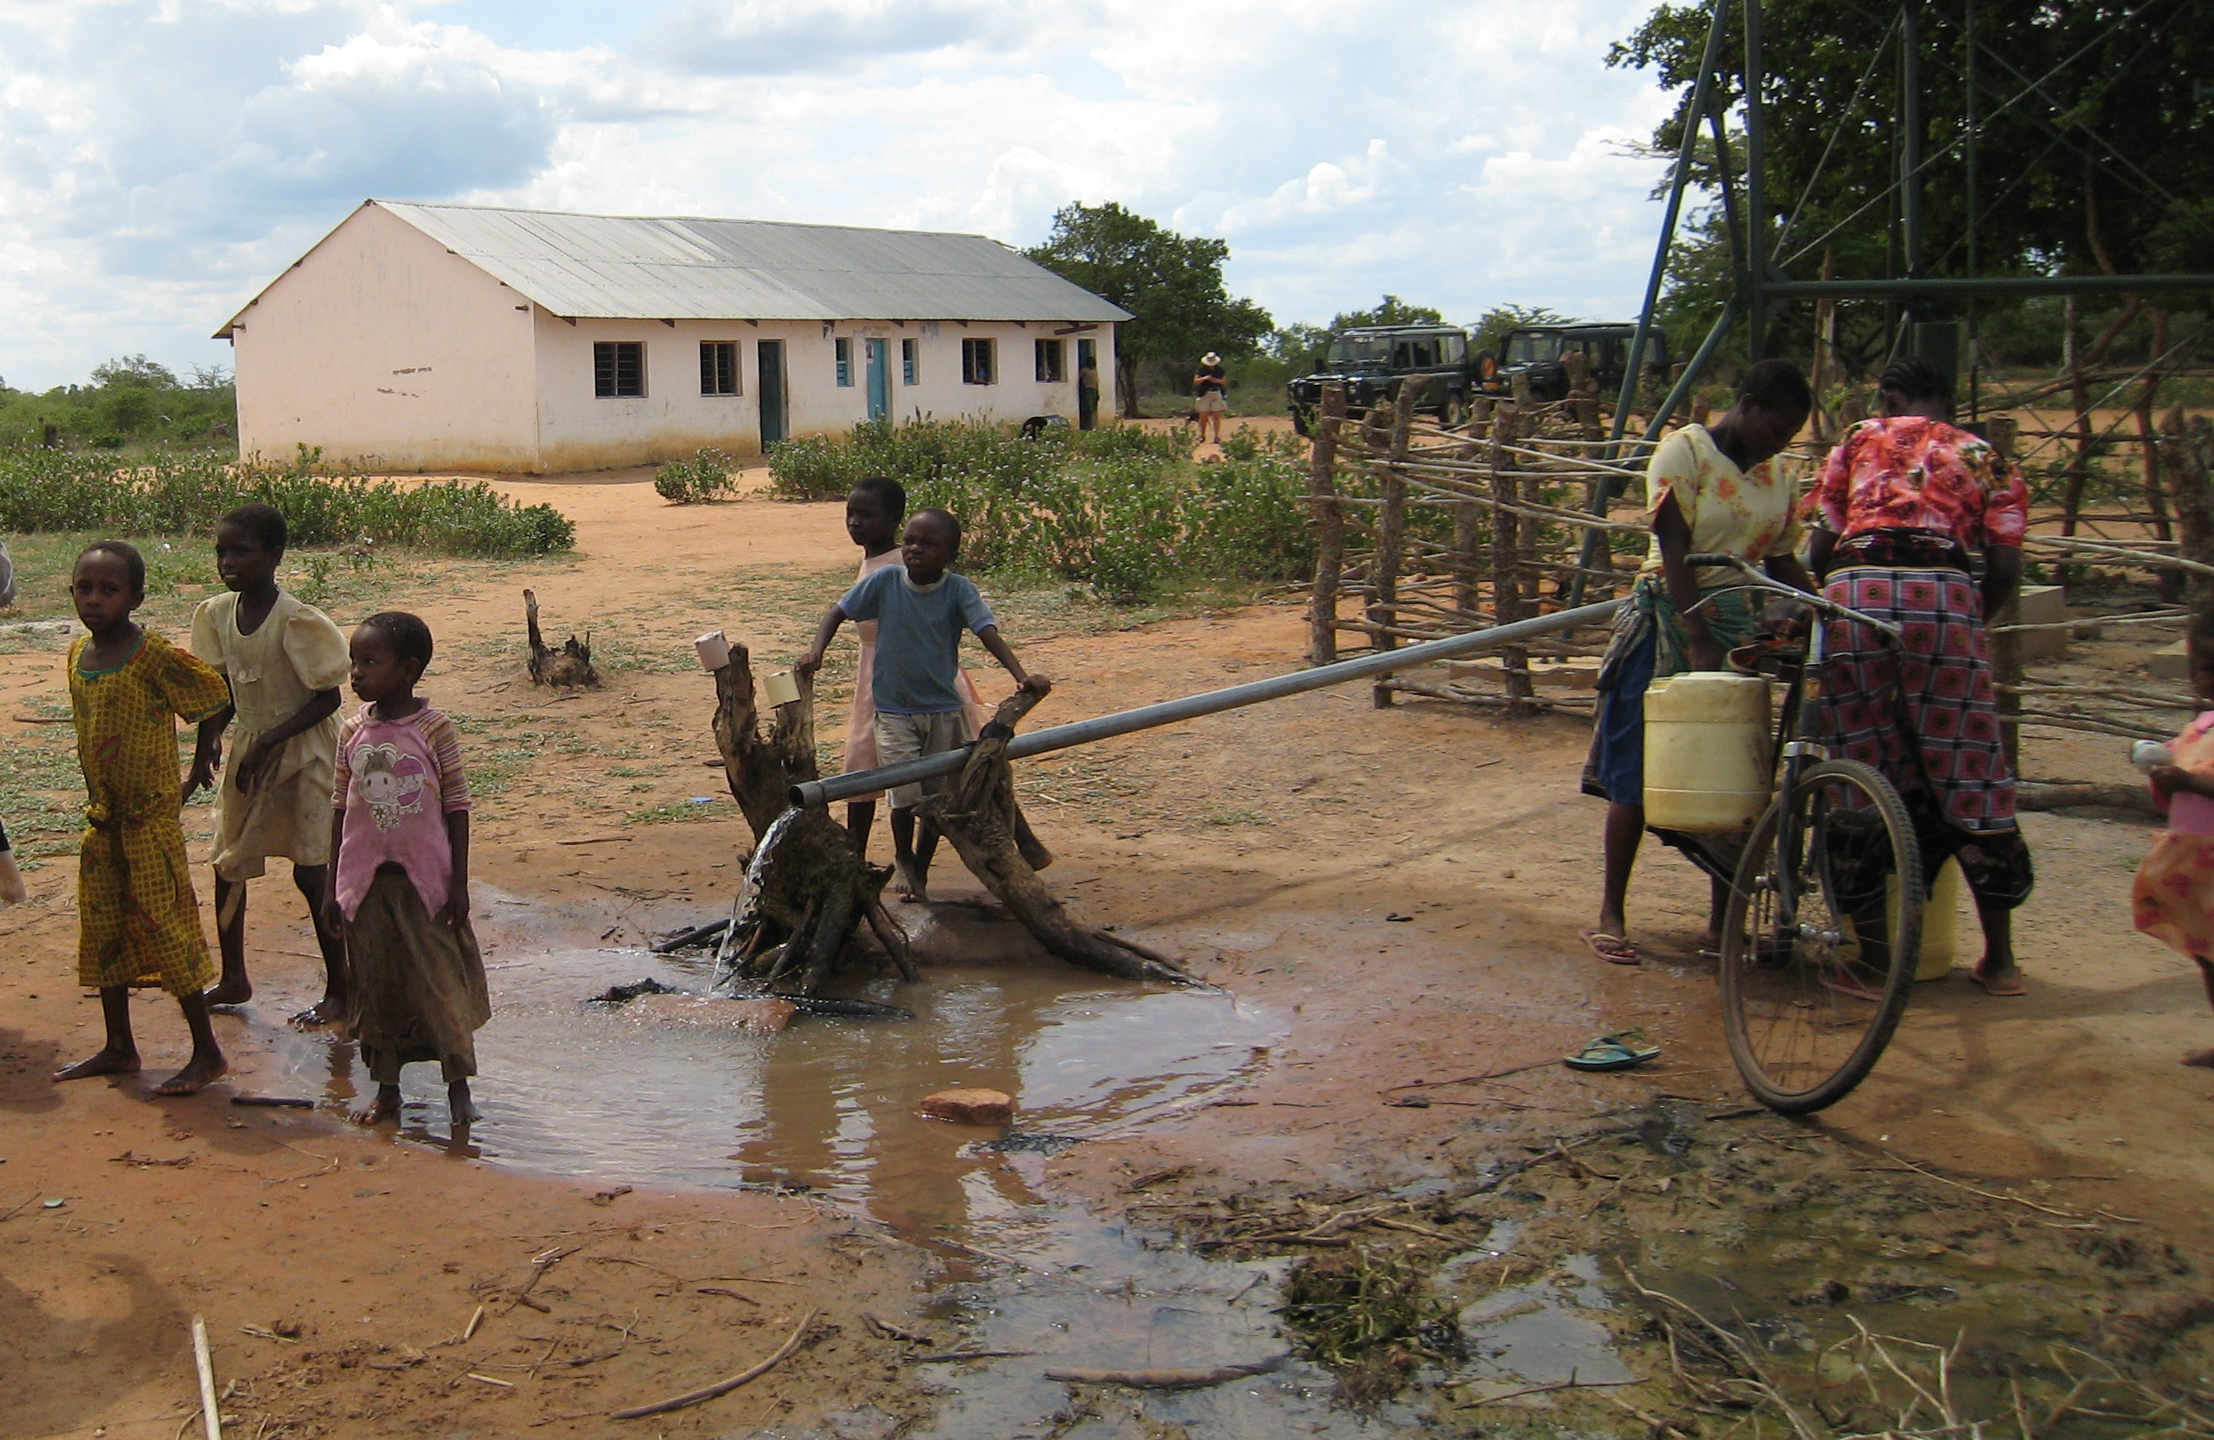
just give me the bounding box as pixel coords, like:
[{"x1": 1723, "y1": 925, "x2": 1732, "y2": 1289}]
[
  {"x1": 189, "y1": 504, "x2": 350, "y2": 1020},
  {"x1": 53, "y1": 542, "x2": 235, "y2": 1095},
  {"x1": 799, "y1": 507, "x2": 1050, "y2": 901},
  {"x1": 322, "y1": 612, "x2": 489, "y2": 1127},
  {"x1": 2133, "y1": 608, "x2": 2214, "y2": 1067}
]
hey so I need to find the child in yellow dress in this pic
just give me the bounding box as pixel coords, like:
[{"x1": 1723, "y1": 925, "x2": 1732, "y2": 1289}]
[
  {"x1": 52, "y1": 542, "x2": 235, "y2": 1095},
  {"x1": 189, "y1": 504, "x2": 350, "y2": 1021},
  {"x1": 2132, "y1": 609, "x2": 2214, "y2": 1068}
]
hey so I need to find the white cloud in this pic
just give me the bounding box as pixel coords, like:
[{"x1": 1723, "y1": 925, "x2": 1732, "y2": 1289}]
[{"x1": 0, "y1": 0, "x2": 1676, "y2": 389}]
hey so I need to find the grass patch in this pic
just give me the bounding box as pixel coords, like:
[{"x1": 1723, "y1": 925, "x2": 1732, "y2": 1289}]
[
  {"x1": 1280, "y1": 1247, "x2": 1456, "y2": 1410},
  {"x1": 0, "y1": 446, "x2": 572, "y2": 556},
  {"x1": 625, "y1": 797, "x2": 726, "y2": 826},
  {"x1": 765, "y1": 418, "x2": 1313, "y2": 601}
]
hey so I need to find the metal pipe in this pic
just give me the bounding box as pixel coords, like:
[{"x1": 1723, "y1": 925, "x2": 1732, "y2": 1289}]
[
  {"x1": 1742, "y1": 0, "x2": 1768, "y2": 360},
  {"x1": 1764, "y1": 274, "x2": 2214, "y2": 300},
  {"x1": 791, "y1": 599, "x2": 1627, "y2": 808},
  {"x1": 1610, "y1": 0, "x2": 1733, "y2": 448},
  {"x1": 1901, "y1": 0, "x2": 1924, "y2": 287}
]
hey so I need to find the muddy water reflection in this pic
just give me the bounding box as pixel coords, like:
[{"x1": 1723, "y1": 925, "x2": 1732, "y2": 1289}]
[
  {"x1": 250, "y1": 946, "x2": 1278, "y2": 1232},
  {"x1": 243, "y1": 943, "x2": 1405, "y2": 1436}
]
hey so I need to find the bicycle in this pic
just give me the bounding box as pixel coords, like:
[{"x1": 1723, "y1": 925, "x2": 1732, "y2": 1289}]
[{"x1": 1680, "y1": 553, "x2": 1924, "y2": 1114}]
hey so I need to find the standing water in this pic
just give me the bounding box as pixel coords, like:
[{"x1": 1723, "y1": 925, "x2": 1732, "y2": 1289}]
[{"x1": 239, "y1": 912, "x2": 1403, "y2": 1437}]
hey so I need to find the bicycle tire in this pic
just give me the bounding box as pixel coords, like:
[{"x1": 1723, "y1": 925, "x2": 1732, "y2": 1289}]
[{"x1": 1719, "y1": 758, "x2": 1924, "y2": 1114}]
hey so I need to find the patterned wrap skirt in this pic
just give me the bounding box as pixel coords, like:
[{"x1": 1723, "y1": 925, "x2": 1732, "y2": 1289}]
[
  {"x1": 342, "y1": 865, "x2": 490, "y2": 1085},
  {"x1": 1816, "y1": 561, "x2": 2033, "y2": 908}
]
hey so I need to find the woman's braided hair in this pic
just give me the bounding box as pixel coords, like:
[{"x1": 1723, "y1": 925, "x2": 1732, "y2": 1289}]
[{"x1": 1877, "y1": 355, "x2": 1953, "y2": 410}]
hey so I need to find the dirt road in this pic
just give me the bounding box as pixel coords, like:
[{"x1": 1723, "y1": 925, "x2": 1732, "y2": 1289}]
[{"x1": 1, "y1": 468, "x2": 2209, "y2": 1437}]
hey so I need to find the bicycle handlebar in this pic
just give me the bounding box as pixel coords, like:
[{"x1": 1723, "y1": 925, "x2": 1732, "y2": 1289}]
[{"x1": 1681, "y1": 553, "x2": 1905, "y2": 641}]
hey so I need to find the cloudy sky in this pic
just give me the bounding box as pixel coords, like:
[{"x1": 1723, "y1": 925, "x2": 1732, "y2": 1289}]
[{"x1": 0, "y1": 0, "x2": 1680, "y2": 391}]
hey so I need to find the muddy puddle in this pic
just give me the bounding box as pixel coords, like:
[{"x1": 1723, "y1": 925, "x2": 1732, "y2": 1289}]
[{"x1": 232, "y1": 915, "x2": 1406, "y2": 1437}]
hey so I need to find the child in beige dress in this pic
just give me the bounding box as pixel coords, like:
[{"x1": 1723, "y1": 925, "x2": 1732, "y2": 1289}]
[{"x1": 189, "y1": 505, "x2": 350, "y2": 1023}]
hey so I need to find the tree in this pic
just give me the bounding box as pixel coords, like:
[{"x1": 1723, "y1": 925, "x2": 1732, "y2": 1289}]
[
  {"x1": 1469, "y1": 304, "x2": 1573, "y2": 356},
  {"x1": 1609, "y1": 1, "x2": 2214, "y2": 367},
  {"x1": 1329, "y1": 294, "x2": 1445, "y2": 331},
  {"x1": 91, "y1": 354, "x2": 180, "y2": 389},
  {"x1": 1026, "y1": 202, "x2": 1273, "y2": 417}
]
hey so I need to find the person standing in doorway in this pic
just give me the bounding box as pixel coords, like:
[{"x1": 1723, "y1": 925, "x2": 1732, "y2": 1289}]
[
  {"x1": 1077, "y1": 352, "x2": 1102, "y2": 431},
  {"x1": 1193, "y1": 351, "x2": 1228, "y2": 444}
]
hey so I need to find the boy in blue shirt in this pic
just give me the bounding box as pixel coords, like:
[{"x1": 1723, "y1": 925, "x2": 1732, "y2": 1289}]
[{"x1": 798, "y1": 508, "x2": 1050, "y2": 901}]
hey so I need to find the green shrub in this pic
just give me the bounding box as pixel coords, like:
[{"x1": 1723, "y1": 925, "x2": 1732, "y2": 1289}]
[
  {"x1": 653, "y1": 448, "x2": 737, "y2": 504},
  {"x1": 766, "y1": 418, "x2": 1309, "y2": 600},
  {"x1": 0, "y1": 445, "x2": 573, "y2": 557}
]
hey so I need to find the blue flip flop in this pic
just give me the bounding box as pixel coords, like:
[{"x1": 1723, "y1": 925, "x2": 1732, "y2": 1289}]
[{"x1": 1563, "y1": 1028, "x2": 1662, "y2": 1072}]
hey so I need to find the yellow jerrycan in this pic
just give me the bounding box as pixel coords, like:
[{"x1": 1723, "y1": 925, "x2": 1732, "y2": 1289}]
[
  {"x1": 1642, "y1": 672, "x2": 1772, "y2": 832},
  {"x1": 1841, "y1": 857, "x2": 1966, "y2": 981}
]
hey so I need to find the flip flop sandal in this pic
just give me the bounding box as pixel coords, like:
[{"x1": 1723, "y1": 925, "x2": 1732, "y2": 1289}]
[
  {"x1": 1563, "y1": 1028, "x2": 1662, "y2": 1072},
  {"x1": 1968, "y1": 967, "x2": 2027, "y2": 997},
  {"x1": 1579, "y1": 929, "x2": 1642, "y2": 966}
]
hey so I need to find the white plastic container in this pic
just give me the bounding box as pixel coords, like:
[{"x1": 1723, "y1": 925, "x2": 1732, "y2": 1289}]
[
  {"x1": 759, "y1": 670, "x2": 802, "y2": 707},
  {"x1": 1642, "y1": 671, "x2": 1772, "y2": 832},
  {"x1": 694, "y1": 629, "x2": 731, "y2": 672}
]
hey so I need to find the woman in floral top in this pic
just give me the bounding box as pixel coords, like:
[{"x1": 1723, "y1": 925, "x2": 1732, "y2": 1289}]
[
  {"x1": 1582, "y1": 359, "x2": 1814, "y2": 965},
  {"x1": 1806, "y1": 356, "x2": 2034, "y2": 995}
]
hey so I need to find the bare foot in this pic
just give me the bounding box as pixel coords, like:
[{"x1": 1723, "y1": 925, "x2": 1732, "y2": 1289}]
[
  {"x1": 2184, "y1": 1049, "x2": 2214, "y2": 1069},
  {"x1": 894, "y1": 860, "x2": 928, "y2": 904},
  {"x1": 449, "y1": 1081, "x2": 482, "y2": 1125},
  {"x1": 154, "y1": 1052, "x2": 229, "y2": 1096},
  {"x1": 350, "y1": 1085, "x2": 402, "y2": 1126},
  {"x1": 290, "y1": 995, "x2": 346, "y2": 1028},
  {"x1": 204, "y1": 980, "x2": 253, "y2": 1008},
  {"x1": 54, "y1": 1047, "x2": 140, "y2": 1082}
]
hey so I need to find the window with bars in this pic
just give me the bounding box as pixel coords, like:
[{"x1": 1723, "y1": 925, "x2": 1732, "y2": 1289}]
[
  {"x1": 700, "y1": 341, "x2": 740, "y2": 396},
  {"x1": 1034, "y1": 338, "x2": 1065, "y2": 383},
  {"x1": 961, "y1": 337, "x2": 995, "y2": 385},
  {"x1": 835, "y1": 337, "x2": 854, "y2": 387},
  {"x1": 594, "y1": 341, "x2": 645, "y2": 398},
  {"x1": 902, "y1": 337, "x2": 919, "y2": 385}
]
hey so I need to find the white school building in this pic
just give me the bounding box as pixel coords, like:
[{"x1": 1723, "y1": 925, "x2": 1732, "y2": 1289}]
[{"x1": 217, "y1": 200, "x2": 1129, "y2": 474}]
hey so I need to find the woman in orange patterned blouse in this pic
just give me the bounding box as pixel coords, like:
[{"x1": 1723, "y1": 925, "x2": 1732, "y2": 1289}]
[{"x1": 1806, "y1": 357, "x2": 2034, "y2": 996}]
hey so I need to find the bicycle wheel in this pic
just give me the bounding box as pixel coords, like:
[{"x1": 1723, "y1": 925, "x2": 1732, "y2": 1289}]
[{"x1": 1719, "y1": 759, "x2": 1924, "y2": 1114}]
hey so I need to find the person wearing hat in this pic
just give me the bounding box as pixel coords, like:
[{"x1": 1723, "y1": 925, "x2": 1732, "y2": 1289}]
[{"x1": 1193, "y1": 351, "x2": 1229, "y2": 443}]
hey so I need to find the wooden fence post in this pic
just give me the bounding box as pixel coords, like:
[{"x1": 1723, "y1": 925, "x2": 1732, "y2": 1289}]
[
  {"x1": 1490, "y1": 402, "x2": 1531, "y2": 712},
  {"x1": 1370, "y1": 380, "x2": 1420, "y2": 707},
  {"x1": 1307, "y1": 384, "x2": 1346, "y2": 666}
]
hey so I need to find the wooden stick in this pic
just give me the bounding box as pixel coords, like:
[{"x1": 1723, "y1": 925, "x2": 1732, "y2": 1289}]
[
  {"x1": 609, "y1": 1309, "x2": 814, "y2": 1420},
  {"x1": 192, "y1": 1315, "x2": 222, "y2": 1440}
]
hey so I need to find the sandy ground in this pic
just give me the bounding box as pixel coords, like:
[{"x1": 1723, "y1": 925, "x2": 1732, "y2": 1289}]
[{"x1": 3, "y1": 467, "x2": 2212, "y2": 1436}]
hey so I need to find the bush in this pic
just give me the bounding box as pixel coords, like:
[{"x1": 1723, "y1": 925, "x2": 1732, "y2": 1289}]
[
  {"x1": 0, "y1": 445, "x2": 573, "y2": 557},
  {"x1": 766, "y1": 418, "x2": 1310, "y2": 600},
  {"x1": 653, "y1": 449, "x2": 737, "y2": 504}
]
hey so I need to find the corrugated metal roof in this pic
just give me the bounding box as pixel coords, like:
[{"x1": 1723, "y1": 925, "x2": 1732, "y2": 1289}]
[{"x1": 230, "y1": 201, "x2": 1130, "y2": 328}]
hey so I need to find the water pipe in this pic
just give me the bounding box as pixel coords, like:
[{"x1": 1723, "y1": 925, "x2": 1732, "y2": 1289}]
[{"x1": 791, "y1": 598, "x2": 1624, "y2": 809}]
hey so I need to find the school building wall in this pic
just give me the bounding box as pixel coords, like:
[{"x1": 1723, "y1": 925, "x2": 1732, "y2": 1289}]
[
  {"x1": 529, "y1": 318, "x2": 1118, "y2": 473},
  {"x1": 227, "y1": 205, "x2": 542, "y2": 473}
]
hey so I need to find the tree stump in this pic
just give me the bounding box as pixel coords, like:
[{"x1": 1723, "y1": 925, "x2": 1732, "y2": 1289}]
[
  {"x1": 525, "y1": 589, "x2": 600, "y2": 687},
  {"x1": 705, "y1": 640, "x2": 912, "y2": 995},
  {"x1": 927, "y1": 691, "x2": 1187, "y2": 985}
]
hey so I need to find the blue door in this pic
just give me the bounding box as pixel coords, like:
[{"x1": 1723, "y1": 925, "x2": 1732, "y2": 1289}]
[
  {"x1": 865, "y1": 338, "x2": 891, "y2": 421},
  {"x1": 757, "y1": 340, "x2": 786, "y2": 447}
]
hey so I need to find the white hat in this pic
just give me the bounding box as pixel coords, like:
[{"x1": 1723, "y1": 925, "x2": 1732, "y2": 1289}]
[{"x1": 1201, "y1": 351, "x2": 1223, "y2": 365}]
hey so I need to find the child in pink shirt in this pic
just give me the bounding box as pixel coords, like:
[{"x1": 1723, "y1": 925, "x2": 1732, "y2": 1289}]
[
  {"x1": 2132, "y1": 609, "x2": 2214, "y2": 1067},
  {"x1": 322, "y1": 611, "x2": 488, "y2": 1128}
]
